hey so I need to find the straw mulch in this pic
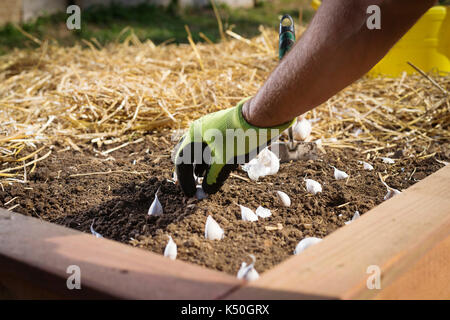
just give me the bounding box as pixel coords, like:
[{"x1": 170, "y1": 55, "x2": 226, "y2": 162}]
[{"x1": 0, "y1": 27, "x2": 449, "y2": 184}]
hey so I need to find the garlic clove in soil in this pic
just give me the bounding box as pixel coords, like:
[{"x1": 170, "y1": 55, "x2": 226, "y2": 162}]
[
  {"x1": 293, "y1": 118, "x2": 312, "y2": 141},
  {"x1": 294, "y1": 237, "x2": 322, "y2": 255},
  {"x1": 305, "y1": 179, "x2": 322, "y2": 195},
  {"x1": 255, "y1": 206, "x2": 272, "y2": 218},
  {"x1": 242, "y1": 148, "x2": 279, "y2": 181},
  {"x1": 236, "y1": 262, "x2": 260, "y2": 281},
  {"x1": 384, "y1": 187, "x2": 401, "y2": 200},
  {"x1": 236, "y1": 255, "x2": 260, "y2": 281},
  {"x1": 90, "y1": 220, "x2": 103, "y2": 238},
  {"x1": 276, "y1": 190, "x2": 291, "y2": 207},
  {"x1": 246, "y1": 158, "x2": 265, "y2": 181},
  {"x1": 164, "y1": 235, "x2": 177, "y2": 260},
  {"x1": 381, "y1": 181, "x2": 401, "y2": 200},
  {"x1": 205, "y1": 215, "x2": 225, "y2": 240},
  {"x1": 344, "y1": 211, "x2": 360, "y2": 225},
  {"x1": 332, "y1": 166, "x2": 349, "y2": 180},
  {"x1": 258, "y1": 148, "x2": 280, "y2": 175},
  {"x1": 237, "y1": 262, "x2": 249, "y2": 279},
  {"x1": 358, "y1": 161, "x2": 374, "y2": 171},
  {"x1": 240, "y1": 205, "x2": 258, "y2": 222},
  {"x1": 195, "y1": 186, "x2": 208, "y2": 200},
  {"x1": 148, "y1": 193, "x2": 163, "y2": 216},
  {"x1": 381, "y1": 157, "x2": 395, "y2": 164}
]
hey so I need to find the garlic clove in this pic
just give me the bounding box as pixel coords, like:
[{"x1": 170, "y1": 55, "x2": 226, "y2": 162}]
[
  {"x1": 305, "y1": 179, "x2": 322, "y2": 195},
  {"x1": 243, "y1": 148, "x2": 279, "y2": 181},
  {"x1": 244, "y1": 267, "x2": 260, "y2": 281},
  {"x1": 164, "y1": 235, "x2": 177, "y2": 260},
  {"x1": 240, "y1": 205, "x2": 258, "y2": 222},
  {"x1": 358, "y1": 161, "x2": 374, "y2": 171},
  {"x1": 276, "y1": 190, "x2": 291, "y2": 207},
  {"x1": 381, "y1": 181, "x2": 402, "y2": 200},
  {"x1": 90, "y1": 220, "x2": 103, "y2": 238},
  {"x1": 148, "y1": 193, "x2": 163, "y2": 216},
  {"x1": 294, "y1": 237, "x2": 322, "y2": 255},
  {"x1": 315, "y1": 139, "x2": 322, "y2": 147},
  {"x1": 195, "y1": 186, "x2": 208, "y2": 200},
  {"x1": 247, "y1": 159, "x2": 265, "y2": 181},
  {"x1": 384, "y1": 188, "x2": 401, "y2": 200},
  {"x1": 293, "y1": 118, "x2": 312, "y2": 141},
  {"x1": 204, "y1": 215, "x2": 225, "y2": 240},
  {"x1": 332, "y1": 166, "x2": 349, "y2": 180},
  {"x1": 236, "y1": 262, "x2": 248, "y2": 279},
  {"x1": 344, "y1": 210, "x2": 360, "y2": 225},
  {"x1": 381, "y1": 157, "x2": 395, "y2": 164},
  {"x1": 255, "y1": 206, "x2": 272, "y2": 218},
  {"x1": 258, "y1": 148, "x2": 280, "y2": 175},
  {"x1": 237, "y1": 255, "x2": 260, "y2": 281}
]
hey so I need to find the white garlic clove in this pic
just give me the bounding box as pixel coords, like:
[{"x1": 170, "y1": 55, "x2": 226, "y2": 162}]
[
  {"x1": 344, "y1": 210, "x2": 360, "y2": 225},
  {"x1": 244, "y1": 267, "x2": 260, "y2": 281},
  {"x1": 358, "y1": 161, "x2": 374, "y2": 171},
  {"x1": 294, "y1": 237, "x2": 322, "y2": 255},
  {"x1": 195, "y1": 186, "x2": 208, "y2": 200},
  {"x1": 247, "y1": 159, "x2": 265, "y2": 181},
  {"x1": 242, "y1": 148, "x2": 279, "y2": 181},
  {"x1": 305, "y1": 179, "x2": 322, "y2": 195},
  {"x1": 315, "y1": 139, "x2": 322, "y2": 147},
  {"x1": 258, "y1": 148, "x2": 280, "y2": 175},
  {"x1": 293, "y1": 118, "x2": 312, "y2": 141},
  {"x1": 255, "y1": 206, "x2": 272, "y2": 218},
  {"x1": 148, "y1": 193, "x2": 163, "y2": 216},
  {"x1": 236, "y1": 262, "x2": 248, "y2": 279},
  {"x1": 204, "y1": 215, "x2": 225, "y2": 240},
  {"x1": 237, "y1": 255, "x2": 260, "y2": 281},
  {"x1": 381, "y1": 157, "x2": 395, "y2": 164},
  {"x1": 332, "y1": 166, "x2": 349, "y2": 180},
  {"x1": 276, "y1": 190, "x2": 291, "y2": 207},
  {"x1": 90, "y1": 220, "x2": 103, "y2": 238},
  {"x1": 164, "y1": 235, "x2": 177, "y2": 260},
  {"x1": 384, "y1": 188, "x2": 401, "y2": 200},
  {"x1": 240, "y1": 205, "x2": 258, "y2": 222},
  {"x1": 381, "y1": 181, "x2": 402, "y2": 200},
  {"x1": 236, "y1": 262, "x2": 259, "y2": 281}
]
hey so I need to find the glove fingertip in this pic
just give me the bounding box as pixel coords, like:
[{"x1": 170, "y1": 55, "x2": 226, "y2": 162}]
[
  {"x1": 176, "y1": 163, "x2": 197, "y2": 197},
  {"x1": 202, "y1": 164, "x2": 237, "y2": 195}
]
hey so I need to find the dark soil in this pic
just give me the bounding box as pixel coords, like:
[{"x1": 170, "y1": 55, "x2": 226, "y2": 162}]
[{"x1": 0, "y1": 131, "x2": 447, "y2": 275}]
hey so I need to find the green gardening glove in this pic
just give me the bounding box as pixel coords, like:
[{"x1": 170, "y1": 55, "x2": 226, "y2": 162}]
[{"x1": 173, "y1": 98, "x2": 295, "y2": 197}]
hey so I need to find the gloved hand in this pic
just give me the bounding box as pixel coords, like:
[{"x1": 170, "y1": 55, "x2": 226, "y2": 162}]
[{"x1": 173, "y1": 98, "x2": 294, "y2": 197}]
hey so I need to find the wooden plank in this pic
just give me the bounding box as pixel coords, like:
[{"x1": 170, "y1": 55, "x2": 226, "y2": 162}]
[
  {"x1": 374, "y1": 231, "x2": 450, "y2": 299},
  {"x1": 227, "y1": 165, "x2": 450, "y2": 300},
  {"x1": 0, "y1": 209, "x2": 241, "y2": 299}
]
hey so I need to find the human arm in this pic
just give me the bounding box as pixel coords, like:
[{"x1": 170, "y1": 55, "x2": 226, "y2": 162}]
[{"x1": 242, "y1": 0, "x2": 437, "y2": 127}]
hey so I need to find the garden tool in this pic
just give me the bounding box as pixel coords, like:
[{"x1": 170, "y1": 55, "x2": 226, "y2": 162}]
[{"x1": 270, "y1": 14, "x2": 317, "y2": 162}]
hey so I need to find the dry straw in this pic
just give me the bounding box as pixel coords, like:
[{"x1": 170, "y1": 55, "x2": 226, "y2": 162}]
[{"x1": 0, "y1": 25, "x2": 449, "y2": 184}]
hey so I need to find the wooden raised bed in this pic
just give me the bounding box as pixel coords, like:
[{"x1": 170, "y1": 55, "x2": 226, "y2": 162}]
[{"x1": 1, "y1": 165, "x2": 449, "y2": 300}]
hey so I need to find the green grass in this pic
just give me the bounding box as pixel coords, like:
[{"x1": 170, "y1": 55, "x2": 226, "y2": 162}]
[{"x1": 0, "y1": 1, "x2": 314, "y2": 55}]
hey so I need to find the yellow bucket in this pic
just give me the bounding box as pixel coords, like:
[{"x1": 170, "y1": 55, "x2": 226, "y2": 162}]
[{"x1": 310, "y1": 1, "x2": 450, "y2": 77}]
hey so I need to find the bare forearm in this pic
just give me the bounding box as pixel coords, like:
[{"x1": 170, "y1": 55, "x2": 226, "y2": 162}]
[{"x1": 243, "y1": 0, "x2": 436, "y2": 127}]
